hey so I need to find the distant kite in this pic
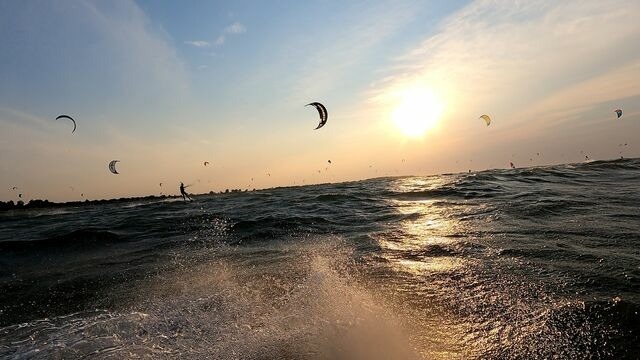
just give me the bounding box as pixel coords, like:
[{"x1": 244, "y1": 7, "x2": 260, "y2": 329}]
[
  {"x1": 159, "y1": 183, "x2": 163, "y2": 187},
  {"x1": 12, "y1": 186, "x2": 17, "y2": 190},
  {"x1": 56, "y1": 115, "x2": 77, "y2": 133},
  {"x1": 204, "y1": 161, "x2": 210, "y2": 166},
  {"x1": 328, "y1": 160, "x2": 332, "y2": 164},
  {"x1": 267, "y1": 173, "x2": 271, "y2": 177},
  {"x1": 18, "y1": 194, "x2": 22, "y2": 198},
  {"x1": 615, "y1": 109, "x2": 623, "y2": 119},
  {"x1": 510, "y1": 161, "x2": 515, "y2": 169},
  {"x1": 479, "y1": 114, "x2": 491, "y2": 126},
  {"x1": 108, "y1": 160, "x2": 120, "y2": 174},
  {"x1": 306, "y1": 102, "x2": 328, "y2": 130}
]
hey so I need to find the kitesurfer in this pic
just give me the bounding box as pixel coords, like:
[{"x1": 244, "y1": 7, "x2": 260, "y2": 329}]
[{"x1": 180, "y1": 182, "x2": 192, "y2": 201}]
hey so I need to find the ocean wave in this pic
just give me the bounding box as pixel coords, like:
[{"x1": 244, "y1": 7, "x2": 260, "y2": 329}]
[{"x1": 0, "y1": 229, "x2": 123, "y2": 252}]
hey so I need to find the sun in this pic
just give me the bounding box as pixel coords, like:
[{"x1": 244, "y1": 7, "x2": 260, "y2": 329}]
[{"x1": 392, "y1": 88, "x2": 444, "y2": 138}]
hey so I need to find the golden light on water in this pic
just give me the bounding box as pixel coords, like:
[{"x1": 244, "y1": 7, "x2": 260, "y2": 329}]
[
  {"x1": 375, "y1": 178, "x2": 467, "y2": 275},
  {"x1": 396, "y1": 258, "x2": 464, "y2": 274},
  {"x1": 391, "y1": 88, "x2": 444, "y2": 138}
]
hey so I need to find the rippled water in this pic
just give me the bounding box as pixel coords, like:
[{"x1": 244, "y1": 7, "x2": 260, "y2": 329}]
[{"x1": 1, "y1": 159, "x2": 639, "y2": 359}]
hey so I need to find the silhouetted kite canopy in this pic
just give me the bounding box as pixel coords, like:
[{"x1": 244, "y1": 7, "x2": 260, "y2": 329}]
[
  {"x1": 306, "y1": 102, "x2": 328, "y2": 130},
  {"x1": 56, "y1": 115, "x2": 77, "y2": 133},
  {"x1": 479, "y1": 114, "x2": 491, "y2": 126},
  {"x1": 615, "y1": 109, "x2": 623, "y2": 119},
  {"x1": 108, "y1": 160, "x2": 120, "y2": 174}
]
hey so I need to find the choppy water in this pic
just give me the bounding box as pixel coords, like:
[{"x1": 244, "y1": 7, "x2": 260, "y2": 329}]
[{"x1": 1, "y1": 159, "x2": 639, "y2": 359}]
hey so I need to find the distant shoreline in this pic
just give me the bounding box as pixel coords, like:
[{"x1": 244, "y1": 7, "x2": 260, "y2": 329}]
[
  {"x1": 0, "y1": 188, "x2": 258, "y2": 212},
  {"x1": 2, "y1": 156, "x2": 635, "y2": 212}
]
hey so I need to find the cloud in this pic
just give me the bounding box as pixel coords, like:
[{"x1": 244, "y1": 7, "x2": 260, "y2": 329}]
[
  {"x1": 370, "y1": 0, "x2": 640, "y2": 128},
  {"x1": 224, "y1": 22, "x2": 246, "y2": 34},
  {"x1": 186, "y1": 22, "x2": 245, "y2": 50},
  {"x1": 284, "y1": 2, "x2": 419, "y2": 102},
  {"x1": 213, "y1": 35, "x2": 226, "y2": 46},
  {"x1": 0, "y1": 0, "x2": 190, "y2": 123},
  {"x1": 184, "y1": 40, "x2": 211, "y2": 47}
]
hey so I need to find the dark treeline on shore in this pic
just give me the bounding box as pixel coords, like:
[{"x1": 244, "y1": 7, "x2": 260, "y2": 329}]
[
  {"x1": 0, "y1": 196, "x2": 170, "y2": 211},
  {"x1": 0, "y1": 188, "x2": 259, "y2": 212}
]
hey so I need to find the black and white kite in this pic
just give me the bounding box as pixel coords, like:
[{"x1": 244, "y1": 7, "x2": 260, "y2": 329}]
[
  {"x1": 306, "y1": 102, "x2": 328, "y2": 130},
  {"x1": 614, "y1": 109, "x2": 623, "y2": 119},
  {"x1": 108, "y1": 160, "x2": 120, "y2": 174}
]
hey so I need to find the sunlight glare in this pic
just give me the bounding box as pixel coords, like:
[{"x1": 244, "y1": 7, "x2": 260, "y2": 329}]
[{"x1": 392, "y1": 88, "x2": 444, "y2": 138}]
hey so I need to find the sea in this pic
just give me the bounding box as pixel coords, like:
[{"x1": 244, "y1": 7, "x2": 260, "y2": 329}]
[{"x1": 1, "y1": 158, "x2": 639, "y2": 359}]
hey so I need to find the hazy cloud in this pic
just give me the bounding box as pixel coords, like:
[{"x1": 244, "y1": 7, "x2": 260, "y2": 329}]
[
  {"x1": 184, "y1": 40, "x2": 211, "y2": 47},
  {"x1": 214, "y1": 35, "x2": 226, "y2": 46},
  {"x1": 224, "y1": 22, "x2": 246, "y2": 34},
  {"x1": 186, "y1": 22, "x2": 245, "y2": 50},
  {"x1": 370, "y1": 0, "x2": 640, "y2": 128}
]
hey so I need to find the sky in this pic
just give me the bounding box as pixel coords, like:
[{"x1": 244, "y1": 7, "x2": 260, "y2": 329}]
[{"x1": 1, "y1": 0, "x2": 639, "y2": 202}]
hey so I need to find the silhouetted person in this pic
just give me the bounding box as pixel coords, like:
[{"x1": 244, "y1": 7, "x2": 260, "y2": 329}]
[{"x1": 180, "y1": 182, "x2": 192, "y2": 201}]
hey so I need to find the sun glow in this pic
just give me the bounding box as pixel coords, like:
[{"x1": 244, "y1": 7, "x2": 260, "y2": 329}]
[{"x1": 392, "y1": 88, "x2": 444, "y2": 138}]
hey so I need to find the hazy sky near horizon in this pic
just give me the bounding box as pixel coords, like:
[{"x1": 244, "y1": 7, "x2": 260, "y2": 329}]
[{"x1": 1, "y1": 0, "x2": 639, "y2": 202}]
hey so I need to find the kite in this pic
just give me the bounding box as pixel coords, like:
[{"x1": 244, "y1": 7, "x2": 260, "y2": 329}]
[
  {"x1": 479, "y1": 114, "x2": 491, "y2": 126},
  {"x1": 204, "y1": 161, "x2": 210, "y2": 166},
  {"x1": 614, "y1": 109, "x2": 623, "y2": 119},
  {"x1": 108, "y1": 160, "x2": 120, "y2": 174},
  {"x1": 306, "y1": 102, "x2": 328, "y2": 130},
  {"x1": 510, "y1": 161, "x2": 515, "y2": 169},
  {"x1": 56, "y1": 115, "x2": 77, "y2": 133}
]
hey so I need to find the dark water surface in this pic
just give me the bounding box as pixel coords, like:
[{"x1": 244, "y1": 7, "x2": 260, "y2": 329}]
[{"x1": 1, "y1": 159, "x2": 639, "y2": 359}]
